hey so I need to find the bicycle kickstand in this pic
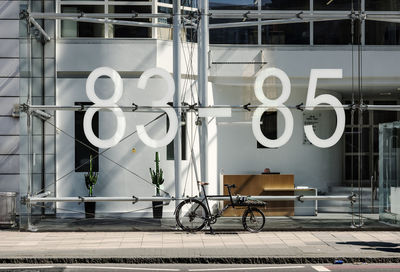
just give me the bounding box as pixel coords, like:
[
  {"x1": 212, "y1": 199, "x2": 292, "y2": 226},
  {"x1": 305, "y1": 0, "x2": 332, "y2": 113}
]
[{"x1": 208, "y1": 222, "x2": 215, "y2": 235}]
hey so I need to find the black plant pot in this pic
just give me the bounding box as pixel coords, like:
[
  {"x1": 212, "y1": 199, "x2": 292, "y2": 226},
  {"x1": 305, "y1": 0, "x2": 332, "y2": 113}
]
[
  {"x1": 84, "y1": 202, "x2": 96, "y2": 219},
  {"x1": 152, "y1": 201, "x2": 163, "y2": 219}
]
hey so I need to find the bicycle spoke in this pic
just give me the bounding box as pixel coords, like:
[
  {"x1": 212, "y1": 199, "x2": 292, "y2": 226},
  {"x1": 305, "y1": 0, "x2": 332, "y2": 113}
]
[{"x1": 176, "y1": 199, "x2": 208, "y2": 232}]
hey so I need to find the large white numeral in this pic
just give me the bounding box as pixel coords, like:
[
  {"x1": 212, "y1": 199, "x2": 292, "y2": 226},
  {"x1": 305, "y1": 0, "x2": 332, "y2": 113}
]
[
  {"x1": 137, "y1": 68, "x2": 178, "y2": 148},
  {"x1": 304, "y1": 69, "x2": 345, "y2": 148},
  {"x1": 84, "y1": 67, "x2": 126, "y2": 149},
  {"x1": 252, "y1": 68, "x2": 293, "y2": 148}
]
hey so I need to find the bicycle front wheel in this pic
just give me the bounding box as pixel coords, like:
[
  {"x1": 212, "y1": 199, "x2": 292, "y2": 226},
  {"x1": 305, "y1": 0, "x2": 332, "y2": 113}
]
[
  {"x1": 242, "y1": 207, "x2": 265, "y2": 232},
  {"x1": 175, "y1": 199, "x2": 209, "y2": 232}
]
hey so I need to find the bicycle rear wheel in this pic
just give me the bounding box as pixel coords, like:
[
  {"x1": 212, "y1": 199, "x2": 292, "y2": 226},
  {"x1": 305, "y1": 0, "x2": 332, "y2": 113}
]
[
  {"x1": 175, "y1": 199, "x2": 209, "y2": 232},
  {"x1": 242, "y1": 207, "x2": 265, "y2": 232}
]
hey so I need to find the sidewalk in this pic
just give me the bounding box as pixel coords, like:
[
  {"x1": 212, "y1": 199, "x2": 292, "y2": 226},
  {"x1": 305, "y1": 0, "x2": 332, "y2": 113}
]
[{"x1": 1, "y1": 231, "x2": 400, "y2": 264}]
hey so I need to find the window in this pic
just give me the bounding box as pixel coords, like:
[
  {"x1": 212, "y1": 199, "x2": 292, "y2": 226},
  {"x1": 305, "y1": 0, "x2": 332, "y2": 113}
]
[
  {"x1": 261, "y1": 0, "x2": 309, "y2": 10},
  {"x1": 343, "y1": 99, "x2": 399, "y2": 186},
  {"x1": 61, "y1": 5, "x2": 105, "y2": 38},
  {"x1": 257, "y1": 111, "x2": 277, "y2": 148},
  {"x1": 209, "y1": 19, "x2": 258, "y2": 44},
  {"x1": 366, "y1": 21, "x2": 400, "y2": 45},
  {"x1": 60, "y1": 1, "x2": 153, "y2": 38},
  {"x1": 75, "y1": 102, "x2": 99, "y2": 172},
  {"x1": 110, "y1": 5, "x2": 152, "y2": 38},
  {"x1": 210, "y1": 0, "x2": 257, "y2": 10},
  {"x1": 167, "y1": 113, "x2": 187, "y2": 160},
  {"x1": 314, "y1": 0, "x2": 359, "y2": 11},
  {"x1": 366, "y1": 0, "x2": 400, "y2": 11},
  {"x1": 262, "y1": 23, "x2": 309, "y2": 44},
  {"x1": 314, "y1": 20, "x2": 353, "y2": 45}
]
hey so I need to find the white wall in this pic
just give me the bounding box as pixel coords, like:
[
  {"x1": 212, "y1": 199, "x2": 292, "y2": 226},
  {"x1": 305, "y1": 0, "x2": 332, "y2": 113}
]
[
  {"x1": 54, "y1": 40, "x2": 400, "y2": 217},
  {"x1": 213, "y1": 84, "x2": 343, "y2": 193}
]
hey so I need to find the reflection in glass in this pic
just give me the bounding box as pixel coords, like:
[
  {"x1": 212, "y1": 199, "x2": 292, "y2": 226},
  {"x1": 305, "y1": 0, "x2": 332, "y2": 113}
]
[
  {"x1": 262, "y1": 23, "x2": 309, "y2": 44},
  {"x1": 366, "y1": 21, "x2": 400, "y2": 45},
  {"x1": 314, "y1": 0, "x2": 359, "y2": 10}
]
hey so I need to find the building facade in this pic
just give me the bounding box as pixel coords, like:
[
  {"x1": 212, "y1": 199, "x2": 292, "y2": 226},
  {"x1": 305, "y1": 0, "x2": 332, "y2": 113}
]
[{"x1": 1, "y1": 0, "x2": 400, "y2": 227}]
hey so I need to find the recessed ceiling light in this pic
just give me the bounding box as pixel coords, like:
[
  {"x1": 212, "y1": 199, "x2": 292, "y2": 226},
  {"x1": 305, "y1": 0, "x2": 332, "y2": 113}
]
[{"x1": 379, "y1": 92, "x2": 392, "y2": 96}]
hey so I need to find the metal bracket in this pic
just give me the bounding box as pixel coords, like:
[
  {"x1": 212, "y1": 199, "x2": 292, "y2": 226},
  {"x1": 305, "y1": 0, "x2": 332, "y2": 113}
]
[
  {"x1": 243, "y1": 103, "x2": 251, "y2": 112},
  {"x1": 297, "y1": 195, "x2": 304, "y2": 203},
  {"x1": 296, "y1": 102, "x2": 304, "y2": 111},
  {"x1": 132, "y1": 195, "x2": 138, "y2": 204},
  {"x1": 20, "y1": 195, "x2": 28, "y2": 205},
  {"x1": 12, "y1": 104, "x2": 20, "y2": 118}
]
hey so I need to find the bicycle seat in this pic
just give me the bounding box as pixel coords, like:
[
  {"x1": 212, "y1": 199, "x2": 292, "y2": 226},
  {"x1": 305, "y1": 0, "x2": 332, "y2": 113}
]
[
  {"x1": 198, "y1": 181, "x2": 209, "y2": 186},
  {"x1": 224, "y1": 184, "x2": 236, "y2": 188}
]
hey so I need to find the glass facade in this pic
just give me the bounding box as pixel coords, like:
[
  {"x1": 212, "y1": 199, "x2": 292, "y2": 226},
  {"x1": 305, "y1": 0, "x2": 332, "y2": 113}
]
[{"x1": 15, "y1": 0, "x2": 400, "y2": 230}]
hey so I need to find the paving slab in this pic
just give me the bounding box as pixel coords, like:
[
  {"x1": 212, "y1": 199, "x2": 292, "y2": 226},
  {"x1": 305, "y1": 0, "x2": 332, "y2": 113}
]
[{"x1": 0, "y1": 230, "x2": 400, "y2": 264}]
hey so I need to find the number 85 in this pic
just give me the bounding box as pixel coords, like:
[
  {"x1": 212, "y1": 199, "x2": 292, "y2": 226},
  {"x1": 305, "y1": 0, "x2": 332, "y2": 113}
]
[{"x1": 252, "y1": 68, "x2": 345, "y2": 148}]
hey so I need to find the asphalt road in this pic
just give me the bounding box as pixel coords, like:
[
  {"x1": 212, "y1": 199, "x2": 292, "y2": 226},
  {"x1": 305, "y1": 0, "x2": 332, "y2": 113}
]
[{"x1": 1, "y1": 264, "x2": 400, "y2": 272}]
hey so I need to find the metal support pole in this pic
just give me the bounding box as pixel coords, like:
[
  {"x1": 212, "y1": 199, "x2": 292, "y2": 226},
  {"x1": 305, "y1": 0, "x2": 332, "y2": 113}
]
[
  {"x1": 173, "y1": 0, "x2": 182, "y2": 206},
  {"x1": 198, "y1": 0, "x2": 209, "y2": 192}
]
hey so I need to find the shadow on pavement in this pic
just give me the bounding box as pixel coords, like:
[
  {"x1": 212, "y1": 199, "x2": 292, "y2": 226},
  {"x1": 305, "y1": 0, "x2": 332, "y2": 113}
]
[{"x1": 337, "y1": 241, "x2": 400, "y2": 253}]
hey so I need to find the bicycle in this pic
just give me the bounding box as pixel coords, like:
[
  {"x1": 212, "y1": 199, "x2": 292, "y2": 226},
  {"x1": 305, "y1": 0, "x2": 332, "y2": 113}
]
[{"x1": 175, "y1": 182, "x2": 266, "y2": 234}]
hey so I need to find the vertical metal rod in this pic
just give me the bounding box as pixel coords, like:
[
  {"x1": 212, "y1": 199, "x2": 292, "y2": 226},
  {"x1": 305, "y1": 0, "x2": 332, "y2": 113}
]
[
  {"x1": 27, "y1": 0, "x2": 34, "y2": 230},
  {"x1": 173, "y1": 0, "x2": 182, "y2": 206},
  {"x1": 198, "y1": 0, "x2": 209, "y2": 192}
]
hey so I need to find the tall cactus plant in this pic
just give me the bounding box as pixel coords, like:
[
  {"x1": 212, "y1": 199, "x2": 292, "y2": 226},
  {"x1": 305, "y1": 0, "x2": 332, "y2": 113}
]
[
  {"x1": 149, "y1": 152, "x2": 164, "y2": 196},
  {"x1": 84, "y1": 155, "x2": 98, "y2": 197}
]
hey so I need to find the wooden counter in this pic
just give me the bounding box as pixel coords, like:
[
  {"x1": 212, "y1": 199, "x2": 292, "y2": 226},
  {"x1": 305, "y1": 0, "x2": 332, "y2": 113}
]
[{"x1": 222, "y1": 174, "x2": 294, "y2": 216}]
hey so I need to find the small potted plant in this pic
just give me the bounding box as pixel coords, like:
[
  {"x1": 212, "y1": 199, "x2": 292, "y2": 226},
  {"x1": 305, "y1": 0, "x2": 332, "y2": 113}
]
[
  {"x1": 149, "y1": 152, "x2": 164, "y2": 219},
  {"x1": 84, "y1": 155, "x2": 98, "y2": 218}
]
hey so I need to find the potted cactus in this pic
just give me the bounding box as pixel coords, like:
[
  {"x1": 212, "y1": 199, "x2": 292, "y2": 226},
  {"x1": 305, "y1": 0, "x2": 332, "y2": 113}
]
[
  {"x1": 84, "y1": 155, "x2": 98, "y2": 218},
  {"x1": 149, "y1": 152, "x2": 164, "y2": 219}
]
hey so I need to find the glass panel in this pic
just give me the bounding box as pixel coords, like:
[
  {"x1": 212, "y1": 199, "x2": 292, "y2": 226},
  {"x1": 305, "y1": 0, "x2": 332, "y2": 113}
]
[
  {"x1": 314, "y1": 20, "x2": 352, "y2": 44},
  {"x1": 209, "y1": 19, "x2": 258, "y2": 44},
  {"x1": 366, "y1": 0, "x2": 400, "y2": 11},
  {"x1": 345, "y1": 155, "x2": 370, "y2": 180},
  {"x1": 261, "y1": 0, "x2": 309, "y2": 10},
  {"x1": 314, "y1": 0, "x2": 359, "y2": 10},
  {"x1": 373, "y1": 101, "x2": 398, "y2": 125},
  {"x1": 261, "y1": 23, "x2": 309, "y2": 44},
  {"x1": 379, "y1": 122, "x2": 400, "y2": 224},
  {"x1": 210, "y1": 0, "x2": 257, "y2": 10},
  {"x1": 110, "y1": 5, "x2": 151, "y2": 38},
  {"x1": 61, "y1": 6, "x2": 104, "y2": 37},
  {"x1": 344, "y1": 127, "x2": 370, "y2": 153},
  {"x1": 366, "y1": 21, "x2": 400, "y2": 45}
]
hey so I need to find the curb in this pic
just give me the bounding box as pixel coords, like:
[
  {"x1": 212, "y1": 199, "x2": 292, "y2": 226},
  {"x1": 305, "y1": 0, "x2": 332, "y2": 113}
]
[{"x1": 1, "y1": 257, "x2": 400, "y2": 264}]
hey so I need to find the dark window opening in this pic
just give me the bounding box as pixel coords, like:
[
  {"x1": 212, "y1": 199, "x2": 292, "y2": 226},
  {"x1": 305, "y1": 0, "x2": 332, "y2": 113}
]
[
  {"x1": 262, "y1": 23, "x2": 309, "y2": 44},
  {"x1": 314, "y1": 20, "x2": 357, "y2": 45},
  {"x1": 210, "y1": 19, "x2": 258, "y2": 44},
  {"x1": 61, "y1": 6, "x2": 104, "y2": 37},
  {"x1": 257, "y1": 111, "x2": 277, "y2": 148},
  {"x1": 261, "y1": 0, "x2": 309, "y2": 10},
  {"x1": 314, "y1": 0, "x2": 359, "y2": 10},
  {"x1": 75, "y1": 102, "x2": 99, "y2": 172},
  {"x1": 111, "y1": 5, "x2": 151, "y2": 38},
  {"x1": 366, "y1": 21, "x2": 400, "y2": 45},
  {"x1": 167, "y1": 113, "x2": 187, "y2": 160}
]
